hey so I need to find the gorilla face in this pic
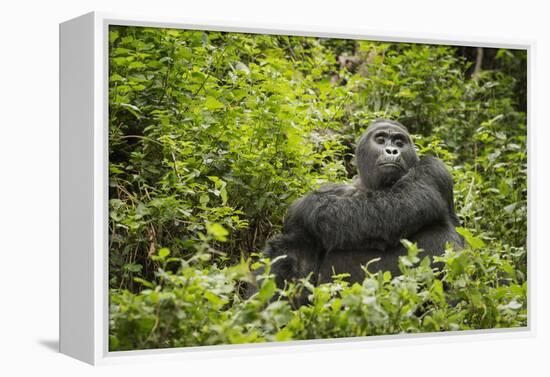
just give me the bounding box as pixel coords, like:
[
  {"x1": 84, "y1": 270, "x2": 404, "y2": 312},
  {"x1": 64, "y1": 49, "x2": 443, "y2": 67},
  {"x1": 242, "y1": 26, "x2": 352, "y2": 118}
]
[{"x1": 356, "y1": 120, "x2": 419, "y2": 190}]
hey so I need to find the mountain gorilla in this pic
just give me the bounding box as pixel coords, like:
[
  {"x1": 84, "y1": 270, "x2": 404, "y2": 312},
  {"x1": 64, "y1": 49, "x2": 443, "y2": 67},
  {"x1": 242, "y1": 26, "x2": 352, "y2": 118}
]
[{"x1": 261, "y1": 119, "x2": 463, "y2": 295}]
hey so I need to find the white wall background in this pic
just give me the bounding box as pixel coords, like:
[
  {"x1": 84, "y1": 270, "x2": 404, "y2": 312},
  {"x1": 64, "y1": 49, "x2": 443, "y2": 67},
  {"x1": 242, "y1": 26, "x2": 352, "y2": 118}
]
[{"x1": 0, "y1": 0, "x2": 548, "y2": 375}]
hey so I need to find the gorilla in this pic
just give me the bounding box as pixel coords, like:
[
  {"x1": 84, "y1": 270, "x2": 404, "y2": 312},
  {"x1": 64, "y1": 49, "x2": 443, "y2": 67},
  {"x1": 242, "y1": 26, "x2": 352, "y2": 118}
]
[{"x1": 260, "y1": 119, "x2": 463, "y2": 295}]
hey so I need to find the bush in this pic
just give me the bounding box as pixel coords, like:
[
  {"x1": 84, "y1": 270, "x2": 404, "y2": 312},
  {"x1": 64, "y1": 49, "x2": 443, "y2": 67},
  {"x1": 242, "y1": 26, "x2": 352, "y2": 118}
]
[
  {"x1": 110, "y1": 235, "x2": 526, "y2": 350},
  {"x1": 108, "y1": 26, "x2": 527, "y2": 350}
]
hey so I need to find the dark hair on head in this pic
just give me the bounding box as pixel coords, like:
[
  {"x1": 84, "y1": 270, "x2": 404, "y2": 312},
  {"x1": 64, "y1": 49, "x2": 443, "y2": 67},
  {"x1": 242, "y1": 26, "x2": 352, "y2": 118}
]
[{"x1": 367, "y1": 119, "x2": 409, "y2": 134}]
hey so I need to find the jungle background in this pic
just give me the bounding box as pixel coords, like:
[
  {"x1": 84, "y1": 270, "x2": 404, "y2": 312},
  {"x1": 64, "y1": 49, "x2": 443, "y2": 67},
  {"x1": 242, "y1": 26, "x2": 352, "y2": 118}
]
[{"x1": 107, "y1": 26, "x2": 527, "y2": 351}]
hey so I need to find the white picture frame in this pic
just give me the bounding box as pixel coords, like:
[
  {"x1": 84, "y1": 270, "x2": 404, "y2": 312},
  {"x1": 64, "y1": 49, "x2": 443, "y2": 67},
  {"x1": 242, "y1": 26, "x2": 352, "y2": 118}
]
[{"x1": 59, "y1": 11, "x2": 534, "y2": 365}]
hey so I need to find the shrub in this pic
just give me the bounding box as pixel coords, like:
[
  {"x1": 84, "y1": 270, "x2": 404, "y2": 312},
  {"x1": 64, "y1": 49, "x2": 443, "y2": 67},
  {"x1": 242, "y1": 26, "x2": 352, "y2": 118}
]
[{"x1": 108, "y1": 26, "x2": 527, "y2": 350}]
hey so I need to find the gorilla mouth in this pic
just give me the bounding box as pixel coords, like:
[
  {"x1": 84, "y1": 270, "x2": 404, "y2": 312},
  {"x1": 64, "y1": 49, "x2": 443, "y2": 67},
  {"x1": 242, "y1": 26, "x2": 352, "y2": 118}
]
[{"x1": 378, "y1": 162, "x2": 404, "y2": 170}]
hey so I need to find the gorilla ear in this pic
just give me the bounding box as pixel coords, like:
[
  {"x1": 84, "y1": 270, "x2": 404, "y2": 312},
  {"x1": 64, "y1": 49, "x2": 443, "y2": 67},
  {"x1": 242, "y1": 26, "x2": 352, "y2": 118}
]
[
  {"x1": 273, "y1": 254, "x2": 295, "y2": 277},
  {"x1": 350, "y1": 155, "x2": 357, "y2": 168}
]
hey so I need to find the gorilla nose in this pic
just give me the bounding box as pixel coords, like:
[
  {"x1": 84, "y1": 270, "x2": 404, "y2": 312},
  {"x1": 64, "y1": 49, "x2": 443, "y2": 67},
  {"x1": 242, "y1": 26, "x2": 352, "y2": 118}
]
[{"x1": 385, "y1": 146, "x2": 400, "y2": 156}]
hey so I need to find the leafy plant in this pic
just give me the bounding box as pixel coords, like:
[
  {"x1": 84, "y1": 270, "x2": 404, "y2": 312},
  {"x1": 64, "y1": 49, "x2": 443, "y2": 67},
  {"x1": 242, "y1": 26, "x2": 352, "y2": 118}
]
[{"x1": 108, "y1": 26, "x2": 527, "y2": 350}]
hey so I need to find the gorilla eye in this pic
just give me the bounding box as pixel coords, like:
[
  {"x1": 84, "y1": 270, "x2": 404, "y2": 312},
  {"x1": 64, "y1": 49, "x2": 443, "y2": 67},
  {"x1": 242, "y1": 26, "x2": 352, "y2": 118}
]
[
  {"x1": 395, "y1": 140, "x2": 405, "y2": 147},
  {"x1": 375, "y1": 137, "x2": 385, "y2": 144}
]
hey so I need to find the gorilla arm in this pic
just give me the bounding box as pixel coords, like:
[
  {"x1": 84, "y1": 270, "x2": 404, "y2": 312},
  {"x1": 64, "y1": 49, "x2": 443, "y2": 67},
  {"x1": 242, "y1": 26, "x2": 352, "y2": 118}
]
[{"x1": 284, "y1": 155, "x2": 454, "y2": 252}]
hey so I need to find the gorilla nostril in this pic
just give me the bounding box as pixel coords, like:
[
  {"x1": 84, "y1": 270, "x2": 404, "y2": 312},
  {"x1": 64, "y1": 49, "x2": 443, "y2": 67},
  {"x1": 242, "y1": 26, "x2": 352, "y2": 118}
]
[{"x1": 386, "y1": 147, "x2": 399, "y2": 155}]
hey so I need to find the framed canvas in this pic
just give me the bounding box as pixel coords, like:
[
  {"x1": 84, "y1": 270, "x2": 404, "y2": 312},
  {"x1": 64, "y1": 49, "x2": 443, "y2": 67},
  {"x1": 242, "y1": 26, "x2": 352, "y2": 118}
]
[{"x1": 60, "y1": 11, "x2": 532, "y2": 365}]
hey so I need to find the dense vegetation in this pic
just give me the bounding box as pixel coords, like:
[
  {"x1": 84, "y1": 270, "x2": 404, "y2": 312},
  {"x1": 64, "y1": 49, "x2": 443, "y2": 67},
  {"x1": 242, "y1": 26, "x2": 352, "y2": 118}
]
[{"x1": 107, "y1": 26, "x2": 527, "y2": 351}]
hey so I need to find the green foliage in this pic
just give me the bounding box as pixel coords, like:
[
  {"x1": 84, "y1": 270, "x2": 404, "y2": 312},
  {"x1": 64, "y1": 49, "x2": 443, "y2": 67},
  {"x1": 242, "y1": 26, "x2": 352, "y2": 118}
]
[
  {"x1": 108, "y1": 26, "x2": 527, "y2": 350},
  {"x1": 110, "y1": 241, "x2": 526, "y2": 350}
]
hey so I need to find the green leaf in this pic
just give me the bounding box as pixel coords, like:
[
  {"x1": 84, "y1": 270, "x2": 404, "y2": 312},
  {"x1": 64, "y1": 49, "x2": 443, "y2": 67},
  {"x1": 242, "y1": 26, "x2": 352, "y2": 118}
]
[
  {"x1": 133, "y1": 277, "x2": 154, "y2": 288},
  {"x1": 275, "y1": 327, "x2": 293, "y2": 341},
  {"x1": 220, "y1": 188, "x2": 228, "y2": 204},
  {"x1": 118, "y1": 103, "x2": 141, "y2": 119},
  {"x1": 199, "y1": 194, "x2": 210, "y2": 205},
  {"x1": 109, "y1": 335, "x2": 120, "y2": 350},
  {"x1": 124, "y1": 263, "x2": 142, "y2": 273},
  {"x1": 258, "y1": 279, "x2": 276, "y2": 301},
  {"x1": 204, "y1": 291, "x2": 223, "y2": 306},
  {"x1": 158, "y1": 247, "x2": 170, "y2": 259},
  {"x1": 206, "y1": 223, "x2": 229, "y2": 241},
  {"x1": 205, "y1": 96, "x2": 225, "y2": 110},
  {"x1": 109, "y1": 31, "x2": 119, "y2": 43},
  {"x1": 455, "y1": 227, "x2": 485, "y2": 249}
]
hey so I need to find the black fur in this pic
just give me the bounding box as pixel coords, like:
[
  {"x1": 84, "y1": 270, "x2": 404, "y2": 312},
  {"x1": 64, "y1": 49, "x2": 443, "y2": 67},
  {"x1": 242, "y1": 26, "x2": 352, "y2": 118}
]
[{"x1": 254, "y1": 119, "x2": 463, "y2": 301}]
